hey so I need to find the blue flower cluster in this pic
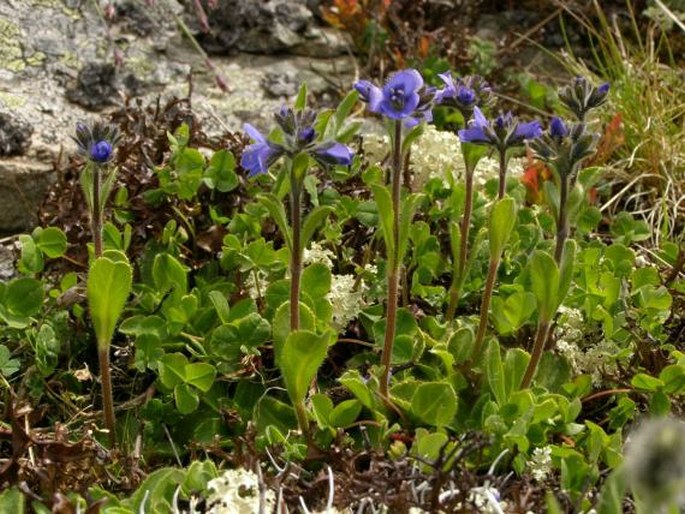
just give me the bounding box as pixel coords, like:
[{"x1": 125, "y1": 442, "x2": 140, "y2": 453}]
[
  {"x1": 241, "y1": 106, "x2": 353, "y2": 177},
  {"x1": 73, "y1": 121, "x2": 121, "y2": 165}
]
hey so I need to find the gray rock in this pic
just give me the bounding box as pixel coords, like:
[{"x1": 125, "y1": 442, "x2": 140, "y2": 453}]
[
  {"x1": 66, "y1": 62, "x2": 117, "y2": 111},
  {"x1": 0, "y1": 111, "x2": 33, "y2": 157},
  {"x1": 0, "y1": 157, "x2": 54, "y2": 234},
  {"x1": 261, "y1": 71, "x2": 300, "y2": 98}
]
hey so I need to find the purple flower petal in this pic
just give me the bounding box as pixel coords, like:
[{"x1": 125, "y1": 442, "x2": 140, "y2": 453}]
[
  {"x1": 90, "y1": 140, "x2": 113, "y2": 163},
  {"x1": 550, "y1": 117, "x2": 568, "y2": 138},
  {"x1": 313, "y1": 142, "x2": 353, "y2": 166},
  {"x1": 354, "y1": 80, "x2": 383, "y2": 113},
  {"x1": 472, "y1": 106, "x2": 489, "y2": 129},
  {"x1": 243, "y1": 123, "x2": 266, "y2": 143},
  {"x1": 515, "y1": 120, "x2": 543, "y2": 140},
  {"x1": 458, "y1": 127, "x2": 489, "y2": 144},
  {"x1": 598, "y1": 82, "x2": 610, "y2": 95},
  {"x1": 385, "y1": 69, "x2": 424, "y2": 95}
]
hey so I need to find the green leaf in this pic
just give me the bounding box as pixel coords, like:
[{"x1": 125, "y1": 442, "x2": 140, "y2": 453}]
[
  {"x1": 596, "y1": 468, "x2": 627, "y2": 514},
  {"x1": 300, "y1": 206, "x2": 334, "y2": 252},
  {"x1": 5, "y1": 277, "x2": 43, "y2": 317},
  {"x1": 529, "y1": 250, "x2": 559, "y2": 322},
  {"x1": 485, "y1": 339, "x2": 506, "y2": 405},
  {"x1": 557, "y1": 239, "x2": 577, "y2": 306},
  {"x1": 185, "y1": 363, "x2": 217, "y2": 393},
  {"x1": 461, "y1": 142, "x2": 488, "y2": 172},
  {"x1": 631, "y1": 373, "x2": 664, "y2": 392},
  {"x1": 0, "y1": 487, "x2": 25, "y2": 514},
  {"x1": 301, "y1": 263, "x2": 332, "y2": 300},
  {"x1": 334, "y1": 90, "x2": 359, "y2": 132},
  {"x1": 488, "y1": 197, "x2": 517, "y2": 259},
  {"x1": 0, "y1": 346, "x2": 19, "y2": 377},
  {"x1": 401, "y1": 122, "x2": 424, "y2": 155},
  {"x1": 204, "y1": 149, "x2": 238, "y2": 192},
  {"x1": 279, "y1": 330, "x2": 330, "y2": 406},
  {"x1": 152, "y1": 253, "x2": 187, "y2": 295},
  {"x1": 491, "y1": 291, "x2": 537, "y2": 335},
  {"x1": 294, "y1": 82, "x2": 308, "y2": 111},
  {"x1": 17, "y1": 234, "x2": 43, "y2": 274},
  {"x1": 87, "y1": 254, "x2": 132, "y2": 348},
  {"x1": 158, "y1": 353, "x2": 188, "y2": 389},
  {"x1": 311, "y1": 393, "x2": 333, "y2": 428},
  {"x1": 271, "y1": 301, "x2": 316, "y2": 360},
  {"x1": 208, "y1": 290, "x2": 231, "y2": 324},
  {"x1": 398, "y1": 193, "x2": 422, "y2": 264},
  {"x1": 128, "y1": 467, "x2": 185, "y2": 513},
  {"x1": 36, "y1": 227, "x2": 67, "y2": 258},
  {"x1": 372, "y1": 184, "x2": 395, "y2": 266},
  {"x1": 410, "y1": 382, "x2": 458, "y2": 427},
  {"x1": 174, "y1": 383, "x2": 200, "y2": 414},
  {"x1": 258, "y1": 194, "x2": 293, "y2": 252},
  {"x1": 329, "y1": 399, "x2": 363, "y2": 428}
]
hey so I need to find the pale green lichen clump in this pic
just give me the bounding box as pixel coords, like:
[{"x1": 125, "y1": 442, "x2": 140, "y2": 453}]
[{"x1": 205, "y1": 468, "x2": 275, "y2": 514}]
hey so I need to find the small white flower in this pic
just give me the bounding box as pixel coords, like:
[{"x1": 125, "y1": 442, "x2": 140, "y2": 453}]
[
  {"x1": 528, "y1": 446, "x2": 553, "y2": 482},
  {"x1": 206, "y1": 468, "x2": 275, "y2": 514}
]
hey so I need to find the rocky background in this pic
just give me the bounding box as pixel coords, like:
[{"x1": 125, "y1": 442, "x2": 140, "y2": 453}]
[{"x1": 0, "y1": 0, "x2": 355, "y2": 235}]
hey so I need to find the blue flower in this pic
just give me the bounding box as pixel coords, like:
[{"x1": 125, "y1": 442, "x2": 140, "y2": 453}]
[
  {"x1": 240, "y1": 123, "x2": 284, "y2": 177},
  {"x1": 354, "y1": 69, "x2": 434, "y2": 125},
  {"x1": 435, "y1": 72, "x2": 492, "y2": 119},
  {"x1": 550, "y1": 117, "x2": 569, "y2": 139},
  {"x1": 241, "y1": 107, "x2": 354, "y2": 178},
  {"x1": 458, "y1": 106, "x2": 542, "y2": 150},
  {"x1": 559, "y1": 77, "x2": 610, "y2": 121},
  {"x1": 73, "y1": 121, "x2": 121, "y2": 165},
  {"x1": 312, "y1": 142, "x2": 353, "y2": 167},
  {"x1": 90, "y1": 140, "x2": 113, "y2": 163}
]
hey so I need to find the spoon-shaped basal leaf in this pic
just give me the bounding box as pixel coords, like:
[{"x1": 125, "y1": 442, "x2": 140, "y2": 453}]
[
  {"x1": 488, "y1": 197, "x2": 517, "y2": 260},
  {"x1": 87, "y1": 251, "x2": 132, "y2": 349},
  {"x1": 281, "y1": 330, "x2": 330, "y2": 407}
]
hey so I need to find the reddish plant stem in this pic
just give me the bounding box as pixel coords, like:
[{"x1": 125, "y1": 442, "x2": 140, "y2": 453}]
[
  {"x1": 92, "y1": 166, "x2": 103, "y2": 258},
  {"x1": 520, "y1": 320, "x2": 552, "y2": 389},
  {"x1": 380, "y1": 120, "x2": 403, "y2": 398},
  {"x1": 290, "y1": 179, "x2": 302, "y2": 332},
  {"x1": 98, "y1": 347, "x2": 116, "y2": 447},
  {"x1": 472, "y1": 257, "x2": 500, "y2": 359},
  {"x1": 446, "y1": 163, "x2": 476, "y2": 321}
]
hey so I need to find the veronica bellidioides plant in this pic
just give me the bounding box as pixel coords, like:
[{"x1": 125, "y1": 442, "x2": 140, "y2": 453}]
[
  {"x1": 74, "y1": 122, "x2": 132, "y2": 446},
  {"x1": 354, "y1": 69, "x2": 434, "y2": 397},
  {"x1": 457, "y1": 107, "x2": 542, "y2": 358},
  {"x1": 241, "y1": 87, "x2": 353, "y2": 434},
  {"x1": 520, "y1": 78, "x2": 608, "y2": 388},
  {"x1": 434, "y1": 73, "x2": 493, "y2": 321}
]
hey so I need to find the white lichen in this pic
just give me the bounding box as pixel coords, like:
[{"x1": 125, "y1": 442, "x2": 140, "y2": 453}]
[
  {"x1": 205, "y1": 468, "x2": 275, "y2": 514},
  {"x1": 528, "y1": 446, "x2": 553, "y2": 482}
]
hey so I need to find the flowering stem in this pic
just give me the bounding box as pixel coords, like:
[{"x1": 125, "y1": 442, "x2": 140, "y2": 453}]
[
  {"x1": 473, "y1": 256, "x2": 499, "y2": 359},
  {"x1": 446, "y1": 162, "x2": 476, "y2": 322},
  {"x1": 520, "y1": 319, "x2": 551, "y2": 389},
  {"x1": 289, "y1": 177, "x2": 303, "y2": 332},
  {"x1": 554, "y1": 176, "x2": 569, "y2": 264},
  {"x1": 92, "y1": 165, "x2": 114, "y2": 446},
  {"x1": 92, "y1": 165, "x2": 103, "y2": 258},
  {"x1": 497, "y1": 147, "x2": 507, "y2": 200},
  {"x1": 98, "y1": 347, "x2": 116, "y2": 447},
  {"x1": 380, "y1": 120, "x2": 403, "y2": 398}
]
